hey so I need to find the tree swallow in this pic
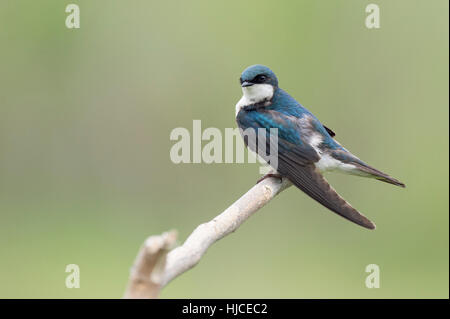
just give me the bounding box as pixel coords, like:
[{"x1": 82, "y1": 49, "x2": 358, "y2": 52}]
[{"x1": 235, "y1": 64, "x2": 405, "y2": 230}]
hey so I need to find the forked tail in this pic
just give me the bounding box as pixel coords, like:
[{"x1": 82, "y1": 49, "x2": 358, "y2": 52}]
[{"x1": 352, "y1": 162, "x2": 405, "y2": 188}]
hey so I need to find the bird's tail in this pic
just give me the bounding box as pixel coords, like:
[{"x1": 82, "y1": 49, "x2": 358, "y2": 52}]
[{"x1": 352, "y1": 162, "x2": 405, "y2": 188}]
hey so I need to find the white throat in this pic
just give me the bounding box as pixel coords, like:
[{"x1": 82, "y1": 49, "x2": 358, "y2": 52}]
[{"x1": 235, "y1": 84, "x2": 274, "y2": 116}]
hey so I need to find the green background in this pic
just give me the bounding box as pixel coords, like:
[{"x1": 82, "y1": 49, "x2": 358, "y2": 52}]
[{"x1": 0, "y1": 0, "x2": 448, "y2": 298}]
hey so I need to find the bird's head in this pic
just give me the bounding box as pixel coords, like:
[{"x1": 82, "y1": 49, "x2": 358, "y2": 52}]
[{"x1": 239, "y1": 65, "x2": 278, "y2": 103}]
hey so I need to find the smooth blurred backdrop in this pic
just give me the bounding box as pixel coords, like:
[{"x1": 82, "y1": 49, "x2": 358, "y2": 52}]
[{"x1": 0, "y1": 0, "x2": 448, "y2": 298}]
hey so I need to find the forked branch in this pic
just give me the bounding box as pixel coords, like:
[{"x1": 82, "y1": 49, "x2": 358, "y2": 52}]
[{"x1": 124, "y1": 177, "x2": 292, "y2": 298}]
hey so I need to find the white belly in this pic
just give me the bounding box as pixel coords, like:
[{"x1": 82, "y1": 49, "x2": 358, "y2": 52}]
[{"x1": 315, "y1": 153, "x2": 369, "y2": 177}]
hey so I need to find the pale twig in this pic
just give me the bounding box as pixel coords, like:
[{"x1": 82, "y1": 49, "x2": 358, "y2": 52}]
[
  {"x1": 124, "y1": 176, "x2": 292, "y2": 298},
  {"x1": 123, "y1": 230, "x2": 177, "y2": 298}
]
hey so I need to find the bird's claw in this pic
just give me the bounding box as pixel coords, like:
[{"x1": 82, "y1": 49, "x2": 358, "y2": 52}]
[{"x1": 257, "y1": 173, "x2": 283, "y2": 184}]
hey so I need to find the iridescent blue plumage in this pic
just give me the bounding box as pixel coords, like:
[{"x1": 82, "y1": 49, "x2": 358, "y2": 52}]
[{"x1": 235, "y1": 65, "x2": 405, "y2": 230}]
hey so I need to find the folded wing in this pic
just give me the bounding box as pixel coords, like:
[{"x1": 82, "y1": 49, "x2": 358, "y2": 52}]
[
  {"x1": 277, "y1": 151, "x2": 376, "y2": 229},
  {"x1": 237, "y1": 109, "x2": 376, "y2": 230}
]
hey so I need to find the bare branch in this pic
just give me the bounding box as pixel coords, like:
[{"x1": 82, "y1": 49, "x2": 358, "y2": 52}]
[
  {"x1": 123, "y1": 230, "x2": 177, "y2": 299},
  {"x1": 124, "y1": 176, "x2": 292, "y2": 298}
]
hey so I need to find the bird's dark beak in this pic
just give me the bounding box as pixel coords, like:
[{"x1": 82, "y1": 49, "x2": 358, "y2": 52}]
[{"x1": 241, "y1": 81, "x2": 254, "y2": 87}]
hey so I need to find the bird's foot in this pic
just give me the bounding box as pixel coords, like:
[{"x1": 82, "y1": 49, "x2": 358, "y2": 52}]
[{"x1": 257, "y1": 173, "x2": 283, "y2": 184}]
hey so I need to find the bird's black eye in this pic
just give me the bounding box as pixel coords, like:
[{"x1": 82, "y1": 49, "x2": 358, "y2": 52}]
[{"x1": 254, "y1": 74, "x2": 267, "y2": 83}]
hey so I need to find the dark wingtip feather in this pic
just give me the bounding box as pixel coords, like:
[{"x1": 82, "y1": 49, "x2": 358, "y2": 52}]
[
  {"x1": 350, "y1": 210, "x2": 376, "y2": 230},
  {"x1": 366, "y1": 221, "x2": 376, "y2": 230},
  {"x1": 282, "y1": 163, "x2": 378, "y2": 230}
]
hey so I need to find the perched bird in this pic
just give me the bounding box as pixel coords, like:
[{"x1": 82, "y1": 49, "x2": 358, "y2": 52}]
[{"x1": 235, "y1": 64, "x2": 405, "y2": 230}]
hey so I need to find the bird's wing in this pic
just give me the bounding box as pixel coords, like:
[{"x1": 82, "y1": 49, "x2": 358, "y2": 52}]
[
  {"x1": 323, "y1": 125, "x2": 336, "y2": 137},
  {"x1": 237, "y1": 108, "x2": 320, "y2": 165},
  {"x1": 278, "y1": 157, "x2": 376, "y2": 229},
  {"x1": 236, "y1": 109, "x2": 376, "y2": 229}
]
